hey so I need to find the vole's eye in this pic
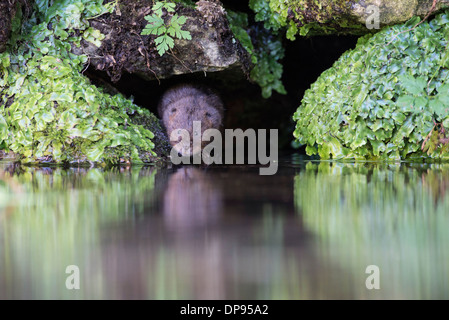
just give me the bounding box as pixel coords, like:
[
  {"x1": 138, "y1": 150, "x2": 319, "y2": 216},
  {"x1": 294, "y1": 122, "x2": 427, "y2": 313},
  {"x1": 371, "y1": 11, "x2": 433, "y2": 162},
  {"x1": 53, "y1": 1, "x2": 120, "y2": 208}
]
[
  {"x1": 205, "y1": 112, "x2": 211, "y2": 117},
  {"x1": 171, "y1": 108, "x2": 177, "y2": 113}
]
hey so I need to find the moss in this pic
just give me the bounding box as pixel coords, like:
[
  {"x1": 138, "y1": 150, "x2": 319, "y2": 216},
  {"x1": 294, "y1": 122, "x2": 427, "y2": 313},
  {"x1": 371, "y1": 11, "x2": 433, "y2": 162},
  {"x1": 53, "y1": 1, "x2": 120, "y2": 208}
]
[
  {"x1": 250, "y1": 0, "x2": 416, "y2": 37},
  {"x1": 293, "y1": 11, "x2": 449, "y2": 161},
  {"x1": 0, "y1": 0, "x2": 167, "y2": 165}
]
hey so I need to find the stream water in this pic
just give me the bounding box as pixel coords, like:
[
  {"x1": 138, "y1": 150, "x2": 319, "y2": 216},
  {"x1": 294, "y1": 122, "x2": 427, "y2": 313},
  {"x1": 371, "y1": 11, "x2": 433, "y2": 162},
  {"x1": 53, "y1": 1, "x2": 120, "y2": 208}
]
[{"x1": 0, "y1": 156, "x2": 448, "y2": 299}]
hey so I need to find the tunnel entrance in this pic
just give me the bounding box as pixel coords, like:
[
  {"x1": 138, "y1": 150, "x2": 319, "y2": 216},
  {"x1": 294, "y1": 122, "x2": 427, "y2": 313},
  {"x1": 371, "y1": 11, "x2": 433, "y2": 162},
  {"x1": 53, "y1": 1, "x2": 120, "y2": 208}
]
[{"x1": 85, "y1": 34, "x2": 358, "y2": 153}]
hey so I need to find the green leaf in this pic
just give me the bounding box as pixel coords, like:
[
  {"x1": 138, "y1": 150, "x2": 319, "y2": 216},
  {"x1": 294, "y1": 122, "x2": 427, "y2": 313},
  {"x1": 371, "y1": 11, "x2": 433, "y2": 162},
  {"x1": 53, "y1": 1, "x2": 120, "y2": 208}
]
[
  {"x1": 318, "y1": 136, "x2": 347, "y2": 159},
  {"x1": 429, "y1": 97, "x2": 449, "y2": 119},
  {"x1": 155, "y1": 34, "x2": 174, "y2": 56},
  {"x1": 152, "y1": 2, "x2": 165, "y2": 16},
  {"x1": 396, "y1": 95, "x2": 415, "y2": 112},
  {"x1": 173, "y1": 14, "x2": 186, "y2": 25},
  {"x1": 1, "y1": 54, "x2": 10, "y2": 68},
  {"x1": 85, "y1": 143, "x2": 105, "y2": 162},
  {"x1": 370, "y1": 139, "x2": 386, "y2": 156},
  {"x1": 178, "y1": 29, "x2": 191, "y2": 40},
  {"x1": 391, "y1": 116, "x2": 416, "y2": 144},
  {"x1": 398, "y1": 74, "x2": 427, "y2": 95},
  {"x1": 110, "y1": 133, "x2": 131, "y2": 147},
  {"x1": 164, "y1": 2, "x2": 176, "y2": 12},
  {"x1": 0, "y1": 114, "x2": 9, "y2": 140},
  {"x1": 391, "y1": 111, "x2": 406, "y2": 124},
  {"x1": 167, "y1": 26, "x2": 176, "y2": 37},
  {"x1": 58, "y1": 110, "x2": 79, "y2": 129},
  {"x1": 37, "y1": 111, "x2": 55, "y2": 123},
  {"x1": 305, "y1": 144, "x2": 317, "y2": 156},
  {"x1": 52, "y1": 141, "x2": 64, "y2": 161},
  {"x1": 49, "y1": 92, "x2": 73, "y2": 102}
]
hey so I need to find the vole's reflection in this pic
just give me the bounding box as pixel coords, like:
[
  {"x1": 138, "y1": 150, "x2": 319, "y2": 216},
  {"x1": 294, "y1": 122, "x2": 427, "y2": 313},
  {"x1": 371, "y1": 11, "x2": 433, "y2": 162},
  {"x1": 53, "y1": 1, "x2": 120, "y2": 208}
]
[{"x1": 163, "y1": 167, "x2": 223, "y2": 229}]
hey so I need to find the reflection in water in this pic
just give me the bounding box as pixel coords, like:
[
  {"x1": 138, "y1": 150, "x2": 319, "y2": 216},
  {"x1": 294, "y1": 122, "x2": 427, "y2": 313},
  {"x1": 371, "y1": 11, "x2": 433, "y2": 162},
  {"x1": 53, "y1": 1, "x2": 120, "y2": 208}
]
[
  {"x1": 0, "y1": 165, "x2": 157, "y2": 299},
  {"x1": 162, "y1": 168, "x2": 224, "y2": 298},
  {"x1": 99, "y1": 167, "x2": 226, "y2": 299},
  {"x1": 0, "y1": 160, "x2": 449, "y2": 299},
  {"x1": 295, "y1": 162, "x2": 449, "y2": 299},
  {"x1": 96, "y1": 166, "x2": 326, "y2": 299},
  {"x1": 163, "y1": 167, "x2": 223, "y2": 228}
]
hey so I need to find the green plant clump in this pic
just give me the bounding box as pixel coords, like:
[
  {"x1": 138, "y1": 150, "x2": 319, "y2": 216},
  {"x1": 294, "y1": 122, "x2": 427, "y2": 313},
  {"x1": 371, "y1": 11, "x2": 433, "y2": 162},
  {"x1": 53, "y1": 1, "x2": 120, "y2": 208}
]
[
  {"x1": 293, "y1": 12, "x2": 449, "y2": 161},
  {"x1": 0, "y1": 0, "x2": 159, "y2": 164},
  {"x1": 141, "y1": 0, "x2": 192, "y2": 56},
  {"x1": 227, "y1": 10, "x2": 286, "y2": 98},
  {"x1": 249, "y1": 0, "x2": 286, "y2": 34},
  {"x1": 249, "y1": 0, "x2": 308, "y2": 39}
]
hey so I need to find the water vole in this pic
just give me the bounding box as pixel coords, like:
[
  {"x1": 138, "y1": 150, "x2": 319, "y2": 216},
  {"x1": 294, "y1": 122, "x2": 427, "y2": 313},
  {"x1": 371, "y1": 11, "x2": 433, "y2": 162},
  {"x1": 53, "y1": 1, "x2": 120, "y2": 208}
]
[{"x1": 158, "y1": 84, "x2": 224, "y2": 156}]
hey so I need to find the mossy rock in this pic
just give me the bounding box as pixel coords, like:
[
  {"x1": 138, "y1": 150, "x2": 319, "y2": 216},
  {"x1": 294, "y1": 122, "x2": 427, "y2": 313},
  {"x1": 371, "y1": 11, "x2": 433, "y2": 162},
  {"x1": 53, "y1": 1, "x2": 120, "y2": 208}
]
[
  {"x1": 293, "y1": 11, "x2": 449, "y2": 161},
  {"x1": 250, "y1": 0, "x2": 449, "y2": 37}
]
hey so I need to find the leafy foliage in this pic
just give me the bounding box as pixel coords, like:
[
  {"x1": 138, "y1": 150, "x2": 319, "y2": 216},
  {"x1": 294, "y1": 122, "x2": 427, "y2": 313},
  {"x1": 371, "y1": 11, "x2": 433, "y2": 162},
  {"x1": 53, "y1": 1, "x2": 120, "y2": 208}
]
[
  {"x1": 249, "y1": 0, "x2": 307, "y2": 39},
  {"x1": 249, "y1": 0, "x2": 286, "y2": 34},
  {"x1": 249, "y1": 0, "x2": 366, "y2": 38},
  {"x1": 249, "y1": 26, "x2": 287, "y2": 99},
  {"x1": 227, "y1": 11, "x2": 256, "y2": 61},
  {"x1": 227, "y1": 11, "x2": 286, "y2": 98},
  {"x1": 141, "y1": 0, "x2": 192, "y2": 56},
  {"x1": 293, "y1": 11, "x2": 449, "y2": 161},
  {"x1": 0, "y1": 0, "x2": 159, "y2": 164}
]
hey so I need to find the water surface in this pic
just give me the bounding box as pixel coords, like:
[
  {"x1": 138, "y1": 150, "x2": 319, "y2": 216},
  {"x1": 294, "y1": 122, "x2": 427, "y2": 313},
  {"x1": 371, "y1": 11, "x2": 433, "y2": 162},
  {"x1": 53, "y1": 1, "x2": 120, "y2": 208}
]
[{"x1": 0, "y1": 158, "x2": 448, "y2": 299}]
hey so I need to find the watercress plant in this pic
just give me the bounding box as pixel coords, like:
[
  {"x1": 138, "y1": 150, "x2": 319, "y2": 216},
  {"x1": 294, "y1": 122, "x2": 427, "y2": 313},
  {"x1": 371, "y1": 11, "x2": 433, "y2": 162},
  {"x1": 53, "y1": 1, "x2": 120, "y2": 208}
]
[
  {"x1": 0, "y1": 0, "x2": 160, "y2": 164},
  {"x1": 293, "y1": 11, "x2": 449, "y2": 161}
]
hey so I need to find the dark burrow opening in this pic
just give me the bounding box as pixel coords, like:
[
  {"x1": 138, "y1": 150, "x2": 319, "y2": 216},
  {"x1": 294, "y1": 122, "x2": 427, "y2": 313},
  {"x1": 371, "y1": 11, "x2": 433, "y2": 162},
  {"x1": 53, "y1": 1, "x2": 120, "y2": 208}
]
[{"x1": 86, "y1": 34, "x2": 358, "y2": 154}]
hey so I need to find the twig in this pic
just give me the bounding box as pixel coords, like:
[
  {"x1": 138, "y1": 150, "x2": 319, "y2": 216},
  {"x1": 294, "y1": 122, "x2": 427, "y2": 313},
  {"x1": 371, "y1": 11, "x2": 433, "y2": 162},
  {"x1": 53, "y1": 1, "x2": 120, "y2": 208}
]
[
  {"x1": 131, "y1": 31, "x2": 160, "y2": 84},
  {"x1": 81, "y1": 56, "x2": 90, "y2": 74}
]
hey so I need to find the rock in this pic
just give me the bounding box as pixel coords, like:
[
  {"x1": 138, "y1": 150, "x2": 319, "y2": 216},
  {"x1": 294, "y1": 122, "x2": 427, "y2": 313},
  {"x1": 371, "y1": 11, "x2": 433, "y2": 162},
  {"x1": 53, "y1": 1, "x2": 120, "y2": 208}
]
[
  {"x1": 72, "y1": 0, "x2": 251, "y2": 82},
  {"x1": 251, "y1": 0, "x2": 449, "y2": 36}
]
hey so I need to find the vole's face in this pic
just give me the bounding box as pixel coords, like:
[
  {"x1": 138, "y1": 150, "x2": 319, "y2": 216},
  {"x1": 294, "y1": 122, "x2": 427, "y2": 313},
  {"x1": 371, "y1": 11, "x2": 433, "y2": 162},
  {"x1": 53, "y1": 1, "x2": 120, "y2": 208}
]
[{"x1": 166, "y1": 98, "x2": 222, "y2": 157}]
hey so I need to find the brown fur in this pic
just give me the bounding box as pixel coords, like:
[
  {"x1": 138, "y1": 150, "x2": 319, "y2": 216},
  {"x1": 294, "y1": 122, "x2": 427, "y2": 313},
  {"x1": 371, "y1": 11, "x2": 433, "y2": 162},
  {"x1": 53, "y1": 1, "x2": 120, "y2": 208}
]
[{"x1": 158, "y1": 84, "x2": 224, "y2": 156}]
